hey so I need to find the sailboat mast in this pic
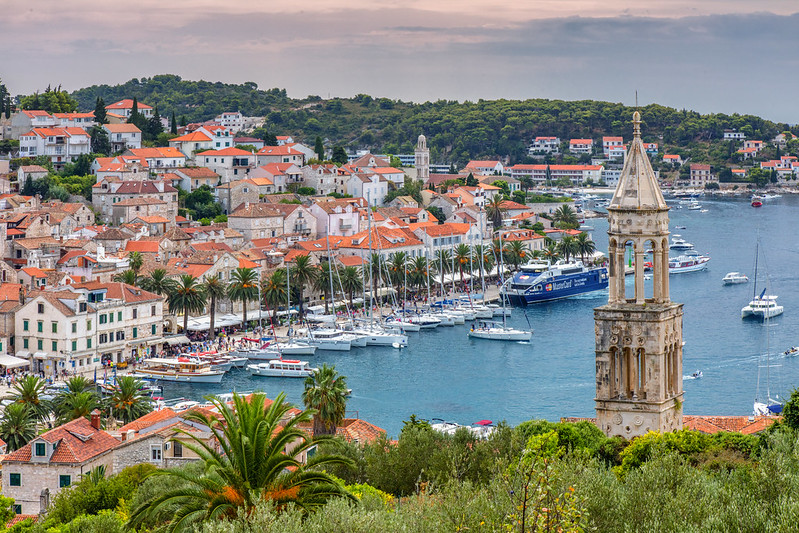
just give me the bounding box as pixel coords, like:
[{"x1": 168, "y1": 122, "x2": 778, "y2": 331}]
[
  {"x1": 426, "y1": 249, "x2": 431, "y2": 304},
  {"x1": 499, "y1": 230, "x2": 507, "y2": 329},
  {"x1": 480, "y1": 210, "x2": 486, "y2": 304}
]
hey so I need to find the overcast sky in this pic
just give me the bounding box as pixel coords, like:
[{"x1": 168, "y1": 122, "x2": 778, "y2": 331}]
[{"x1": 2, "y1": 1, "x2": 798, "y2": 122}]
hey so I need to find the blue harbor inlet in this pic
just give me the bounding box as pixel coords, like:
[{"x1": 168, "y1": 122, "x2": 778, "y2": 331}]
[{"x1": 159, "y1": 195, "x2": 799, "y2": 436}]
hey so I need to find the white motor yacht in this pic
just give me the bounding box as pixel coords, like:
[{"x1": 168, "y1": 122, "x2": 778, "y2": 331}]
[
  {"x1": 383, "y1": 316, "x2": 422, "y2": 332},
  {"x1": 487, "y1": 303, "x2": 512, "y2": 318},
  {"x1": 231, "y1": 345, "x2": 281, "y2": 361},
  {"x1": 468, "y1": 320, "x2": 533, "y2": 342},
  {"x1": 722, "y1": 272, "x2": 749, "y2": 285},
  {"x1": 299, "y1": 328, "x2": 360, "y2": 351},
  {"x1": 669, "y1": 235, "x2": 695, "y2": 250},
  {"x1": 248, "y1": 359, "x2": 317, "y2": 378},
  {"x1": 273, "y1": 340, "x2": 317, "y2": 355},
  {"x1": 406, "y1": 314, "x2": 441, "y2": 329},
  {"x1": 669, "y1": 254, "x2": 710, "y2": 274},
  {"x1": 742, "y1": 295, "x2": 783, "y2": 319},
  {"x1": 345, "y1": 324, "x2": 409, "y2": 347}
]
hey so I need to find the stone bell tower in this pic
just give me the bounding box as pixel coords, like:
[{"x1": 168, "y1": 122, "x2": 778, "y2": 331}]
[
  {"x1": 594, "y1": 111, "x2": 684, "y2": 438},
  {"x1": 414, "y1": 134, "x2": 430, "y2": 182}
]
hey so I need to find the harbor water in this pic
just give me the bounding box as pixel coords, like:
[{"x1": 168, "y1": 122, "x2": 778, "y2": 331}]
[{"x1": 162, "y1": 195, "x2": 799, "y2": 436}]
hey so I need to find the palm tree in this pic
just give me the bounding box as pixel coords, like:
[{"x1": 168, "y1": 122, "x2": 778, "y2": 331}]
[
  {"x1": 262, "y1": 269, "x2": 288, "y2": 321},
  {"x1": 128, "y1": 251, "x2": 144, "y2": 275},
  {"x1": 408, "y1": 256, "x2": 430, "y2": 296},
  {"x1": 543, "y1": 244, "x2": 560, "y2": 262},
  {"x1": 228, "y1": 267, "x2": 259, "y2": 329},
  {"x1": 52, "y1": 376, "x2": 97, "y2": 424},
  {"x1": 557, "y1": 236, "x2": 580, "y2": 262},
  {"x1": 387, "y1": 252, "x2": 408, "y2": 297},
  {"x1": 113, "y1": 269, "x2": 139, "y2": 286},
  {"x1": 485, "y1": 195, "x2": 508, "y2": 229},
  {"x1": 168, "y1": 274, "x2": 207, "y2": 334},
  {"x1": 453, "y1": 243, "x2": 471, "y2": 285},
  {"x1": 55, "y1": 391, "x2": 101, "y2": 425},
  {"x1": 128, "y1": 392, "x2": 353, "y2": 533},
  {"x1": 472, "y1": 244, "x2": 494, "y2": 287},
  {"x1": 0, "y1": 403, "x2": 37, "y2": 452},
  {"x1": 434, "y1": 249, "x2": 451, "y2": 296},
  {"x1": 504, "y1": 241, "x2": 530, "y2": 271},
  {"x1": 107, "y1": 376, "x2": 153, "y2": 424},
  {"x1": 339, "y1": 266, "x2": 363, "y2": 307},
  {"x1": 203, "y1": 274, "x2": 227, "y2": 341},
  {"x1": 367, "y1": 252, "x2": 383, "y2": 303},
  {"x1": 314, "y1": 262, "x2": 333, "y2": 314},
  {"x1": 575, "y1": 232, "x2": 597, "y2": 264},
  {"x1": 291, "y1": 255, "x2": 318, "y2": 320},
  {"x1": 140, "y1": 268, "x2": 177, "y2": 295},
  {"x1": 7, "y1": 375, "x2": 50, "y2": 421},
  {"x1": 552, "y1": 204, "x2": 580, "y2": 229},
  {"x1": 302, "y1": 364, "x2": 349, "y2": 436}
]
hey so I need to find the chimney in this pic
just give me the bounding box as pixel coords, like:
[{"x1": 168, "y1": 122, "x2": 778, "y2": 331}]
[{"x1": 90, "y1": 409, "x2": 101, "y2": 430}]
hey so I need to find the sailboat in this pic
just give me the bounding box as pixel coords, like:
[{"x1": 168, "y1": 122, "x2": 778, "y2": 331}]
[
  {"x1": 741, "y1": 241, "x2": 783, "y2": 319},
  {"x1": 468, "y1": 230, "x2": 532, "y2": 342},
  {"x1": 753, "y1": 305, "x2": 783, "y2": 416}
]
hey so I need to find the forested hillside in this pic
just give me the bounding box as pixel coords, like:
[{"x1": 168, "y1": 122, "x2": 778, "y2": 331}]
[{"x1": 70, "y1": 75, "x2": 796, "y2": 165}]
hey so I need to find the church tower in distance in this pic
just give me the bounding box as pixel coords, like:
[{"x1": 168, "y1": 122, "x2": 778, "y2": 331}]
[
  {"x1": 414, "y1": 134, "x2": 430, "y2": 182},
  {"x1": 594, "y1": 111, "x2": 684, "y2": 438}
]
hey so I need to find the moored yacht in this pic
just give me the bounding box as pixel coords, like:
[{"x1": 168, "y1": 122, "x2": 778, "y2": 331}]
[
  {"x1": 742, "y1": 294, "x2": 783, "y2": 319},
  {"x1": 135, "y1": 357, "x2": 225, "y2": 383},
  {"x1": 298, "y1": 328, "x2": 355, "y2": 351},
  {"x1": 467, "y1": 320, "x2": 532, "y2": 342},
  {"x1": 722, "y1": 272, "x2": 749, "y2": 285},
  {"x1": 248, "y1": 359, "x2": 317, "y2": 378},
  {"x1": 668, "y1": 254, "x2": 710, "y2": 274}
]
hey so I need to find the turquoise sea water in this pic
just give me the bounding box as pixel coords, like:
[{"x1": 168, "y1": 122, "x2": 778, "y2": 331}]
[{"x1": 162, "y1": 195, "x2": 799, "y2": 436}]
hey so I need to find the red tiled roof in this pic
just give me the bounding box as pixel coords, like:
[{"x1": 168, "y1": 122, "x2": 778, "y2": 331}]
[
  {"x1": 192, "y1": 242, "x2": 233, "y2": 252},
  {"x1": 171, "y1": 131, "x2": 212, "y2": 142},
  {"x1": 124, "y1": 241, "x2": 160, "y2": 253},
  {"x1": 119, "y1": 408, "x2": 178, "y2": 432},
  {"x1": 103, "y1": 123, "x2": 142, "y2": 133},
  {"x1": 106, "y1": 99, "x2": 153, "y2": 110},
  {"x1": 200, "y1": 147, "x2": 253, "y2": 157},
  {"x1": 683, "y1": 415, "x2": 779, "y2": 435},
  {"x1": 4, "y1": 417, "x2": 119, "y2": 464}
]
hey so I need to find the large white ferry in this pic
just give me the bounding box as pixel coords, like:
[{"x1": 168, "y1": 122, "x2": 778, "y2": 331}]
[{"x1": 501, "y1": 260, "x2": 609, "y2": 305}]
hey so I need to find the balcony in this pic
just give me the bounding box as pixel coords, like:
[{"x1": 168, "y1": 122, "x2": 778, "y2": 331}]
[{"x1": 338, "y1": 220, "x2": 352, "y2": 230}]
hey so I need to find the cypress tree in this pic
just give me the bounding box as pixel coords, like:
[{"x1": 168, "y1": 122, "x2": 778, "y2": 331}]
[
  {"x1": 94, "y1": 97, "x2": 107, "y2": 124},
  {"x1": 314, "y1": 136, "x2": 324, "y2": 160},
  {"x1": 128, "y1": 97, "x2": 139, "y2": 124},
  {"x1": 170, "y1": 112, "x2": 177, "y2": 134}
]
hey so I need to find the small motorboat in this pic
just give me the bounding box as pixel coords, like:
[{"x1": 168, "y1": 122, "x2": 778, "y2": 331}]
[
  {"x1": 722, "y1": 272, "x2": 749, "y2": 285},
  {"x1": 752, "y1": 196, "x2": 763, "y2": 207},
  {"x1": 675, "y1": 225, "x2": 687, "y2": 230},
  {"x1": 692, "y1": 370, "x2": 703, "y2": 379},
  {"x1": 783, "y1": 346, "x2": 799, "y2": 357}
]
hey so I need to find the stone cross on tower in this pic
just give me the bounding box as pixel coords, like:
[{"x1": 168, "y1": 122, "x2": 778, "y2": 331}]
[
  {"x1": 414, "y1": 134, "x2": 430, "y2": 182},
  {"x1": 594, "y1": 111, "x2": 684, "y2": 438}
]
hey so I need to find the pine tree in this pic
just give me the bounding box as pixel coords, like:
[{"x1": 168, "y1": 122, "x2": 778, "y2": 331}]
[
  {"x1": 148, "y1": 104, "x2": 163, "y2": 139},
  {"x1": 94, "y1": 97, "x2": 107, "y2": 124},
  {"x1": 170, "y1": 111, "x2": 177, "y2": 134}
]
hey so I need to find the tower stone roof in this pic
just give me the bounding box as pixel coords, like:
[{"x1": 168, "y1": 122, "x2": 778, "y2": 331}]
[{"x1": 608, "y1": 111, "x2": 668, "y2": 211}]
